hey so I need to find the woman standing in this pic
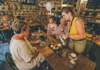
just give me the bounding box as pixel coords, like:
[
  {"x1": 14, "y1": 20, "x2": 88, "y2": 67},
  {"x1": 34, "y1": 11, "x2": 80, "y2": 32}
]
[{"x1": 61, "y1": 7, "x2": 86, "y2": 54}]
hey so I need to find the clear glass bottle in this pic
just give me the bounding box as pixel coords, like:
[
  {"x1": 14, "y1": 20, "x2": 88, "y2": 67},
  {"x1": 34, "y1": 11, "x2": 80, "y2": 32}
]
[
  {"x1": 59, "y1": 36, "x2": 66, "y2": 46},
  {"x1": 38, "y1": 27, "x2": 40, "y2": 34}
]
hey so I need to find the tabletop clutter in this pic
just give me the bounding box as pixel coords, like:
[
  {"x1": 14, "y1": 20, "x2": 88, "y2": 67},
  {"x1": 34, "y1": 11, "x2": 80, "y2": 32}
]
[
  {"x1": 30, "y1": 31, "x2": 96, "y2": 70},
  {"x1": 31, "y1": 32, "x2": 78, "y2": 68}
]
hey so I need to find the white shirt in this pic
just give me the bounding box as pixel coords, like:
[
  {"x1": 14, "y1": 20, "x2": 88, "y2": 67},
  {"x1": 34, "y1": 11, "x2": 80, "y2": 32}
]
[{"x1": 10, "y1": 38, "x2": 44, "y2": 70}]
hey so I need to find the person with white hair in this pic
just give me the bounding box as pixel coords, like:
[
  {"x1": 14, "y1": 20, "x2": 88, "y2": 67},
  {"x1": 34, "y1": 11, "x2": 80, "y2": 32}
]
[{"x1": 10, "y1": 19, "x2": 45, "y2": 70}]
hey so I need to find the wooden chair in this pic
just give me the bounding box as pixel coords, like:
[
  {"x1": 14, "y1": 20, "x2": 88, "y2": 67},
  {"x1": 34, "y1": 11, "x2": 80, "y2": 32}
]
[{"x1": 5, "y1": 52, "x2": 18, "y2": 70}]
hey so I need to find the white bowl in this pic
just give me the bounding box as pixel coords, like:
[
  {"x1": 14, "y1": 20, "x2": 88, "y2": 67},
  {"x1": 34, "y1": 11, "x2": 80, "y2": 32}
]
[
  {"x1": 70, "y1": 53, "x2": 76, "y2": 58},
  {"x1": 50, "y1": 44, "x2": 54, "y2": 48},
  {"x1": 57, "y1": 43, "x2": 62, "y2": 48}
]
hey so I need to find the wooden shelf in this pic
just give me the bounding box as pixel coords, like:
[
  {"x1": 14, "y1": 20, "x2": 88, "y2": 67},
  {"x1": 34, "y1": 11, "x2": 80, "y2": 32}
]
[
  {"x1": 6, "y1": 1, "x2": 20, "y2": 4},
  {"x1": 83, "y1": 10, "x2": 100, "y2": 12},
  {"x1": 80, "y1": 15, "x2": 100, "y2": 19},
  {"x1": 86, "y1": 21, "x2": 100, "y2": 24}
]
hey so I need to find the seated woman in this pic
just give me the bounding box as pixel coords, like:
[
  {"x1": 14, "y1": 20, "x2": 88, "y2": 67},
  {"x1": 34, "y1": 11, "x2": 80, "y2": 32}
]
[
  {"x1": 10, "y1": 19, "x2": 45, "y2": 70},
  {"x1": 47, "y1": 16, "x2": 57, "y2": 36}
]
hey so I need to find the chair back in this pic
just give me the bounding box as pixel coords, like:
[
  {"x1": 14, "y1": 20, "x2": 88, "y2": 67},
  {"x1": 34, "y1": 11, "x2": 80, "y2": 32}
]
[{"x1": 5, "y1": 52, "x2": 18, "y2": 70}]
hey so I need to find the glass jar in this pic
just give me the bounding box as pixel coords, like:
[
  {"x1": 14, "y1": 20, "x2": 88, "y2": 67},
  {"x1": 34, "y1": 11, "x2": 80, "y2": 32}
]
[{"x1": 69, "y1": 60, "x2": 76, "y2": 69}]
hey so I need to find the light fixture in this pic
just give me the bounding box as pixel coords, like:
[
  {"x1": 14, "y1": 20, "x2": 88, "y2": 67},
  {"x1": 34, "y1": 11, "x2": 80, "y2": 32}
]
[
  {"x1": 62, "y1": 4, "x2": 67, "y2": 7},
  {"x1": 46, "y1": 2, "x2": 54, "y2": 15},
  {"x1": 62, "y1": 3, "x2": 72, "y2": 7}
]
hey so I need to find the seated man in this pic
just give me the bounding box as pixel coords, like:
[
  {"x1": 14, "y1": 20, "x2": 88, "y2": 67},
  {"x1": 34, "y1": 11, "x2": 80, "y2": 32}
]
[
  {"x1": 56, "y1": 17, "x2": 68, "y2": 36},
  {"x1": 10, "y1": 19, "x2": 45, "y2": 70}
]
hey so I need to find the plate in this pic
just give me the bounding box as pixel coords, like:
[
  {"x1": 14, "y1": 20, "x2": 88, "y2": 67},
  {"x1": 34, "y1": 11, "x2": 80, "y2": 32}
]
[{"x1": 68, "y1": 53, "x2": 77, "y2": 60}]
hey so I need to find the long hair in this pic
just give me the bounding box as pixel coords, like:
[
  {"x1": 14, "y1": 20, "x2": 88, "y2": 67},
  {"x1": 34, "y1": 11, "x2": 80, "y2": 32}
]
[{"x1": 62, "y1": 6, "x2": 75, "y2": 16}]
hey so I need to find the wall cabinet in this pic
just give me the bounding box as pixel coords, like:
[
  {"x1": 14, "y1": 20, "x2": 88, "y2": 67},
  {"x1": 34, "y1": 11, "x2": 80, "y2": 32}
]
[{"x1": 80, "y1": 9, "x2": 100, "y2": 35}]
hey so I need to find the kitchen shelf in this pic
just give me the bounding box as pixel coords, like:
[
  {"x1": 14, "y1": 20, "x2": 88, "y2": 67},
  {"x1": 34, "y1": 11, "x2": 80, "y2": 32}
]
[
  {"x1": 80, "y1": 8, "x2": 100, "y2": 36},
  {"x1": 81, "y1": 16, "x2": 100, "y2": 19},
  {"x1": 86, "y1": 21, "x2": 100, "y2": 24},
  {"x1": 83, "y1": 10, "x2": 100, "y2": 12}
]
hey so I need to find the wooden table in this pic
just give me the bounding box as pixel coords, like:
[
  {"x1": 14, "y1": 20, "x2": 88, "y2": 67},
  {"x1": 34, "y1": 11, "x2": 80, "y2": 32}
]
[
  {"x1": 32, "y1": 31, "x2": 96, "y2": 70},
  {"x1": 46, "y1": 48, "x2": 96, "y2": 70},
  {"x1": 94, "y1": 41, "x2": 100, "y2": 46},
  {"x1": 86, "y1": 33, "x2": 100, "y2": 46},
  {"x1": 31, "y1": 31, "x2": 57, "y2": 57},
  {"x1": 0, "y1": 25, "x2": 9, "y2": 31}
]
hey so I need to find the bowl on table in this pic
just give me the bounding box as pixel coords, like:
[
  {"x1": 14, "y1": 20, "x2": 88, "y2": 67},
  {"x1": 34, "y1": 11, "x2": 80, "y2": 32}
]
[
  {"x1": 49, "y1": 43, "x2": 60, "y2": 50},
  {"x1": 68, "y1": 53, "x2": 77, "y2": 60},
  {"x1": 57, "y1": 43, "x2": 62, "y2": 48}
]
